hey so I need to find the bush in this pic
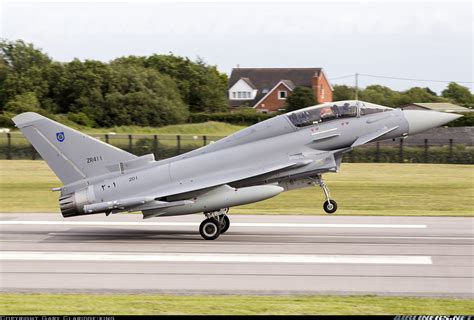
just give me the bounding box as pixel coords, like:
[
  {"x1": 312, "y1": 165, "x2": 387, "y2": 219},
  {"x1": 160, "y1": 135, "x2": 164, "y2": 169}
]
[
  {"x1": 0, "y1": 113, "x2": 14, "y2": 128},
  {"x1": 67, "y1": 112, "x2": 96, "y2": 127}
]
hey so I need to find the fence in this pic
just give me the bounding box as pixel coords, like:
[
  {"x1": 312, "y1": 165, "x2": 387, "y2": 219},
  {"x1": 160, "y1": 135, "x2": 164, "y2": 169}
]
[
  {"x1": 0, "y1": 132, "x2": 473, "y2": 164},
  {"x1": 0, "y1": 132, "x2": 226, "y2": 161}
]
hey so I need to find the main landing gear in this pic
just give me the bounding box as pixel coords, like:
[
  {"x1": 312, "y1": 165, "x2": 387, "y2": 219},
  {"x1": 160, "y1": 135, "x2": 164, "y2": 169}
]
[
  {"x1": 314, "y1": 174, "x2": 338, "y2": 214},
  {"x1": 199, "y1": 208, "x2": 230, "y2": 240}
]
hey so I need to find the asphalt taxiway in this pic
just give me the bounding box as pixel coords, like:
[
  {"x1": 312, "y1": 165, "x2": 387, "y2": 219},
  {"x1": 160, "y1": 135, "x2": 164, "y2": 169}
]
[{"x1": 0, "y1": 213, "x2": 472, "y2": 297}]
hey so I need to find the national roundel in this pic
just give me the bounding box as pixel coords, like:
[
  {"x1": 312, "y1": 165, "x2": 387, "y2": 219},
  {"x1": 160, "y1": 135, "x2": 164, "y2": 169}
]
[{"x1": 56, "y1": 131, "x2": 65, "y2": 142}]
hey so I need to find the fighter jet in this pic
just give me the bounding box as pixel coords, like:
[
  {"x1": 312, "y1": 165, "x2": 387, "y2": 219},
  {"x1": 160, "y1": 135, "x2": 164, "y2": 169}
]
[{"x1": 12, "y1": 100, "x2": 461, "y2": 240}]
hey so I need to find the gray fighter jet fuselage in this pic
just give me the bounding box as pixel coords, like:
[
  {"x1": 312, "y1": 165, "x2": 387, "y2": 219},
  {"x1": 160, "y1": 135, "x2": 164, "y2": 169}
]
[{"x1": 12, "y1": 100, "x2": 461, "y2": 239}]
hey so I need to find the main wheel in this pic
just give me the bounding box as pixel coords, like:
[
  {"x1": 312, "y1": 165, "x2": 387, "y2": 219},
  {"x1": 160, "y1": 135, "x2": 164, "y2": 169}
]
[
  {"x1": 219, "y1": 215, "x2": 230, "y2": 234},
  {"x1": 199, "y1": 219, "x2": 221, "y2": 240},
  {"x1": 323, "y1": 200, "x2": 337, "y2": 214}
]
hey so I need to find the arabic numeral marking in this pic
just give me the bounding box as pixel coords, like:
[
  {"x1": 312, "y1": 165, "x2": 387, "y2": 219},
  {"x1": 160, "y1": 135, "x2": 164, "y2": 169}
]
[{"x1": 129, "y1": 176, "x2": 138, "y2": 182}]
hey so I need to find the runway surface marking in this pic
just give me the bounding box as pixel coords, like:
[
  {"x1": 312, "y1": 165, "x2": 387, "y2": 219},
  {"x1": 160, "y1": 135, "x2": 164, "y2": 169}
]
[
  {"x1": 0, "y1": 220, "x2": 427, "y2": 229},
  {"x1": 0, "y1": 251, "x2": 433, "y2": 265}
]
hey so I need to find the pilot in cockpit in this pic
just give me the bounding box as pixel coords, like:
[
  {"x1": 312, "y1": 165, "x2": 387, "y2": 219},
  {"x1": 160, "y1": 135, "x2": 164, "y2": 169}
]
[{"x1": 320, "y1": 106, "x2": 334, "y2": 119}]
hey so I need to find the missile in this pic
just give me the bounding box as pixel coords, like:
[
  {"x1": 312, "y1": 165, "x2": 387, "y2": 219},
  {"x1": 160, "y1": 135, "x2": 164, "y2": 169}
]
[{"x1": 83, "y1": 196, "x2": 154, "y2": 214}]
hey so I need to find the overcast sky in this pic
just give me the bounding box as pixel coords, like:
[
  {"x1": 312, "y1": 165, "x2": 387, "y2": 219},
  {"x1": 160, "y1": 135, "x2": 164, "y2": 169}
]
[{"x1": 1, "y1": 0, "x2": 472, "y2": 93}]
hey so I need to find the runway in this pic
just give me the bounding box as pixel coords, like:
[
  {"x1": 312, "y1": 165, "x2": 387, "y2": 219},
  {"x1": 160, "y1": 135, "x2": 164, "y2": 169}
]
[{"x1": 0, "y1": 213, "x2": 473, "y2": 297}]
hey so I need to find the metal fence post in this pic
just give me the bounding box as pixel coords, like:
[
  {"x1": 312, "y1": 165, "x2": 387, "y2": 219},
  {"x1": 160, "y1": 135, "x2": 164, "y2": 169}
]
[
  {"x1": 153, "y1": 135, "x2": 158, "y2": 158},
  {"x1": 375, "y1": 142, "x2": 380, "y2": 162},
  {"x1": 177, "y1": 135, "x2": 181, "y2": 154},
  {"x1": 449, "y1": 139, "x2": 453, "y2": 163},
  {"x1": 6, "y1": 133, "x2": 11, "y2": 160},
  {"x1": 105, "y1": 134, "x2": 109, "y2": 144},
  {"x1": 424, "y1": 139, "x2": 428, "y2": 163},
  {"x1": 128, "y1": 134, "x2": 133, "y2": 153},
  {"x1": 399, "y1": 138, "x2": 404, "y2": 163},
  {"x1": 203, "y1": 135, "x2": 207, "y2": 146}
]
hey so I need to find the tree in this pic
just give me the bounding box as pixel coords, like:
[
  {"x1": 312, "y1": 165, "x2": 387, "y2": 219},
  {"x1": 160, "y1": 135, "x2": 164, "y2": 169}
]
[
  {"x1": 285, "y1": 87, "x2": 316, "y2": 112},
  {"x1": 358, "y1": 85, "x2": 401, "y2": 108},
  {"x1": 4, "y1": 91, "x2": 41, "y2": 114},
  {"x1": 396, "y1": 87, "x2": 446, "y2": 106},
  {"x1": 0, "y1": 40, "x2": 53, "y2": 112},
  {"x1": 333, "y1": 85, "x2": 356, "y2": 101},
  {"x1": 141, "y1": 55, "x2": 228, "y2": 113},
  {"x1": 99, "y1": 64, "x2": 189, "y2": 127},
  {"x1": 442, "y1": 82, "x2": 474, "y2": 107}
]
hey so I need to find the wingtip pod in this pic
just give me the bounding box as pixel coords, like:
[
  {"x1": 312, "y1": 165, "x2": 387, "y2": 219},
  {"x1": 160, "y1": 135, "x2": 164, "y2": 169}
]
[{"x1": 11, "y1": 112, "x2": 46, "y2": 128}]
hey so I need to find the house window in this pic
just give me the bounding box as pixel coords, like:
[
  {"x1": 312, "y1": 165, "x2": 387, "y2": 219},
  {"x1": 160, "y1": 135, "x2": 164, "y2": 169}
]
[
  {"x1": 231, "y1": 91, "x2": 252, "y2": 99},
  {"x1": 321, "y1": 88, "x2": 325, "y2": 99},
  {"x1": 278, "y1": 91, "x2": 287, "y2": 100}
]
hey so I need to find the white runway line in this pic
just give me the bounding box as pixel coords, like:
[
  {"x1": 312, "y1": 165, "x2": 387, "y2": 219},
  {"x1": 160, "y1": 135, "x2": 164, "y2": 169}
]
[
  {"x1": 0, "y1": 220, "x2": 427, "y2": 229},
  {"x1": 0, "y1": 251, "x2": 433, "y2": 265}
]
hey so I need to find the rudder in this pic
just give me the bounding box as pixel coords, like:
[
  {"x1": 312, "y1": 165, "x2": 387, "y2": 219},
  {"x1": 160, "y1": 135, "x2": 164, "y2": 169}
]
[{"x1": 12, "y1": 112, "x2": 137, "y2": 185}]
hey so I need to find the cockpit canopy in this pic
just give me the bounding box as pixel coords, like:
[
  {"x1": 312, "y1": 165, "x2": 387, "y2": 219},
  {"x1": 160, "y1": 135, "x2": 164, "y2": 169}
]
[{"x1": 286, "y1": 100, "x2": 394, "y2": 128}]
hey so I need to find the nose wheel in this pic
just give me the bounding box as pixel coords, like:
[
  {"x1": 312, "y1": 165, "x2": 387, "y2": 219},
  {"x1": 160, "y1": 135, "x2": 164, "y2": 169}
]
[
  {"x1": 199, "y1": 208, "x2": 230, "y2": 240},
  {"x1": 314, "y1": 174, "x2": 338, "y2": 214},
  {"x1": 323, "y1": 199, "x2": 337, "y2": 214}
]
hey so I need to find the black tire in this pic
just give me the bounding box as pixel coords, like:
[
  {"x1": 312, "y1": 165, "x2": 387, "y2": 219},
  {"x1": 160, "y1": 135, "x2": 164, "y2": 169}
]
[
  {"x1": 219, "y1": 215, "x2": 230, "y2": 234},
  {"x1": 199, "y1": 219, "x2": 221, "y2": 240},
  {"x1": 323, "y1": 200, "x2": 337, "y2": 214}
]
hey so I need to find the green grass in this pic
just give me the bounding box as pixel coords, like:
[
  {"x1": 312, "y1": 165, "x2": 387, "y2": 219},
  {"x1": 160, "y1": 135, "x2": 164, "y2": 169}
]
[
  {"x1": 234, "y1": 163, "x2": 474, "y2": 216},
  {"x1": 0, "y1": 161, "x2": 472, "y2": 215},
  {"x1": 0, "y1": 294, "x2": 472, "y2": 315}
]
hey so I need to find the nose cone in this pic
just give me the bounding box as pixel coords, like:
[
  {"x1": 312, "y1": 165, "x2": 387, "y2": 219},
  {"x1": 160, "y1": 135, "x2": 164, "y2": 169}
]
[{"x1": 403, "y1": 110, "x2": 463, "y2": 135}]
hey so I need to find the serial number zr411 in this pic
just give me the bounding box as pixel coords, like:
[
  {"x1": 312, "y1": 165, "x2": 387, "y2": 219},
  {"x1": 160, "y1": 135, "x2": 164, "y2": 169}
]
[{"x1": 87, "y1": 156, "x2": 103, "y2": 163}]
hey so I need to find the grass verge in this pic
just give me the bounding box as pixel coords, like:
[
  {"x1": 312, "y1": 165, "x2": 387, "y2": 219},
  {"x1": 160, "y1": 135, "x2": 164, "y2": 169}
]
[
  {"x1": 0, "y1": 161, "x2": 472, "y2": 216},
  {"x1": 0, "y1": 294, "x2": 472, "y2": 315}
]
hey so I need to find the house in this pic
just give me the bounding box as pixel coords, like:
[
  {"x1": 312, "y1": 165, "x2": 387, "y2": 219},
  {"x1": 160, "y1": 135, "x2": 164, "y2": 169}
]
[
  {"x1": 401, "y1": 102, "x2": 472, "y2": 113},
  {"x1": 228, "y1": 68, "x2": 333, "y2": 113}
]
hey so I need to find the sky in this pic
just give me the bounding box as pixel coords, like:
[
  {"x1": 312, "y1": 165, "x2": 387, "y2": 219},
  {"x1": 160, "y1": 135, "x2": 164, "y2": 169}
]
[{"x1": 1, "y1": 0, "x2": 473, "y2": 93}]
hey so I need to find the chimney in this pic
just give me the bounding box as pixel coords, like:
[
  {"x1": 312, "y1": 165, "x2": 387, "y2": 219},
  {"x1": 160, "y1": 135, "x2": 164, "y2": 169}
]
[
  {"x1": 236, "y1": 64, "x2": 240, "y2": 69},
  {"x1": 312, "y1": 75, "x2": 320, "y2": 104}
]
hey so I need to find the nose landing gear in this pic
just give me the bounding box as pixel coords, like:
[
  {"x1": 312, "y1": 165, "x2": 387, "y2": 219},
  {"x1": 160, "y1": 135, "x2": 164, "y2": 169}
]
[
  {"x1": 199, "y1": 208, "x2": 230, "y2": 240},
  {"x1": 314, "y1": 174, "x2": 338, "y2": 214},
  {"x1": 323, "y1": 199, "x2": 337, "y2": 214}
]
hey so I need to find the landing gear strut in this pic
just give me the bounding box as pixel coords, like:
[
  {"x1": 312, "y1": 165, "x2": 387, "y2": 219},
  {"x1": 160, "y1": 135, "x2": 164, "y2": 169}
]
[
  {"x1": 314, "y1": 174, "x2": 338, "y2": 214},
  {"x1": 199, "y1": 208, "x2": 230, "y2": 240}
]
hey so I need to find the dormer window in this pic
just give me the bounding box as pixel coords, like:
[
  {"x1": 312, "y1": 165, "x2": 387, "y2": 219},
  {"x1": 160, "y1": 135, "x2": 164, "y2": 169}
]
[{"x1": 229, "y1": 78, "x2": 257, "y2": 100}]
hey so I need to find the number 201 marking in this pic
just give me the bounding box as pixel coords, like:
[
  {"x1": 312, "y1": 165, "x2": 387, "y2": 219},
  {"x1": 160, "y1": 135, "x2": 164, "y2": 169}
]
[{"x1": 129, "y1": 176, "x2": 138, "y2": 182}]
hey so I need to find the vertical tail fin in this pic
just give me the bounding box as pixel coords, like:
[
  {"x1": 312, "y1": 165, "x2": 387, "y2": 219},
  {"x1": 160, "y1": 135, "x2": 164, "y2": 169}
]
[{"x1": 12, "y1": 112, "x2": 137, "y2": 185}]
